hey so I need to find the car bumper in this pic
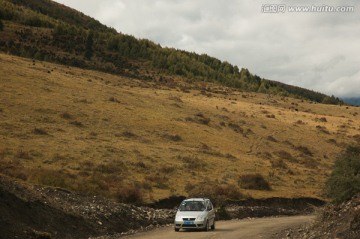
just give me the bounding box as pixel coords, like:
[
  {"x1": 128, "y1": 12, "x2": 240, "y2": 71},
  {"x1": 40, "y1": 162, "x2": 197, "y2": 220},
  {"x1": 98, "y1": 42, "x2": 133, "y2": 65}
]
[{"x1": 174, "y1": 220, "x2": 206, "y2": 230}]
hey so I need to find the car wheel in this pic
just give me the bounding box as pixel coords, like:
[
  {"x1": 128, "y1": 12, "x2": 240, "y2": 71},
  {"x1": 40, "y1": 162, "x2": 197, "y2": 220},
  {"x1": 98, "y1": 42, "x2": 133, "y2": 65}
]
[
  {"x1": 211, "y1": 220, "x2": 215, "y2": 230},
  {"x1": 204, "y1": 220, "x2": 209, "y2": 231},
  {"x1": 175, "y1": 228, "x2": 180, "y2": 232}
]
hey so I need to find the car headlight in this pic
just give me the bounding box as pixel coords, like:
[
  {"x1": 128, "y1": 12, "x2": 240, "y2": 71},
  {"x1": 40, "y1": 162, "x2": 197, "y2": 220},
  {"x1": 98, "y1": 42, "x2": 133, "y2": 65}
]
[
  {"x1": 175, "y1": 214, "x2": 182, "y2": 221},
  {"x1": 196, "y1": 214, "x2": 206, "y2": 221}
]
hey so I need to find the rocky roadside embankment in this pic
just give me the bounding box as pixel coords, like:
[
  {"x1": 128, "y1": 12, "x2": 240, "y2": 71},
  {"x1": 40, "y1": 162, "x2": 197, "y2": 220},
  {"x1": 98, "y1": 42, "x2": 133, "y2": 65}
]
[
  {"x1": 0, "y1": 174, "x2": 325, "y2": 239},
  {"x1": 272, "y1": 194, "x2": 360, "y2": 239},
  {"x1": 0, "y1": 175, "x2": 175, "y2": 239},
  {"x1": 221, "y1": 197, "x2": 324, "y2": 220}
]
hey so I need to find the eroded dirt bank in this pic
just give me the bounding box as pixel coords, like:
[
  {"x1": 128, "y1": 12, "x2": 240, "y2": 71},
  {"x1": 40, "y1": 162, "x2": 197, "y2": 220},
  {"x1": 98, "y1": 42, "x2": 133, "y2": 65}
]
[
  {"x1": 0, "y1": 175, "x2": 323, "y2": 239},
  {"x1": 0, "y1": 175, "x2": 174, "y2": 239}
]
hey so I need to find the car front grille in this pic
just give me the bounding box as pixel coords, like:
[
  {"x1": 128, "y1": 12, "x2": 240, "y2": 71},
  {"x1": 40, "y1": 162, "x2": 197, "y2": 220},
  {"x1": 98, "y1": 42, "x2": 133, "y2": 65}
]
[
  {"x1": 182, "y1": 218, "x2": 196, "y2": 221},
  {"x1": 182, "y1": 224, "x2": 196, "y2": 228}
]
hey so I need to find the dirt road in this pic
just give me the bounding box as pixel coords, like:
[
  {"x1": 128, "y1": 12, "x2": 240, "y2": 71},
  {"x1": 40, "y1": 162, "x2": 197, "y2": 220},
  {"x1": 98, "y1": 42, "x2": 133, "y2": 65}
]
[{"x1": 122, "y1": 215, "x2": 314, "y2": 239}]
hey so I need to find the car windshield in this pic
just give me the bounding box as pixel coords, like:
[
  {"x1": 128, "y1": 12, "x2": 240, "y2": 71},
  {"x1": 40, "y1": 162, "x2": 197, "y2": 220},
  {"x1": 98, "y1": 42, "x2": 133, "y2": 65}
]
[{"x1": 179, "y1": 201, "x2": 206, "y2": 211}]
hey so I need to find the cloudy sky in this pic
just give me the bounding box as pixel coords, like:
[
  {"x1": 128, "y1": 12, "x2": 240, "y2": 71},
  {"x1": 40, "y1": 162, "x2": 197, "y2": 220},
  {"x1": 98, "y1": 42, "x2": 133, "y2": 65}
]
[{"x1": 54, "y1": 0, "x2": 360, "y2": 97}]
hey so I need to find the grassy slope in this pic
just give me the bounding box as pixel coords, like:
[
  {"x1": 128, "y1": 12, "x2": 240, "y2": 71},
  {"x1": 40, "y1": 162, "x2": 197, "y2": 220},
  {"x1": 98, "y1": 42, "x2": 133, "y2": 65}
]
[{"x1": 0, "y1": 53, "x2": 359, "y2": 202}]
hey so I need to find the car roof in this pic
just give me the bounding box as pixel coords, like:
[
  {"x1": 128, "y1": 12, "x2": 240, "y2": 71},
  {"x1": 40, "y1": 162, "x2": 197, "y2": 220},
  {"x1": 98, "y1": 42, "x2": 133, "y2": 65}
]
[{"x1": 183, "y1": 198, "x2": 209, "y2": 202}]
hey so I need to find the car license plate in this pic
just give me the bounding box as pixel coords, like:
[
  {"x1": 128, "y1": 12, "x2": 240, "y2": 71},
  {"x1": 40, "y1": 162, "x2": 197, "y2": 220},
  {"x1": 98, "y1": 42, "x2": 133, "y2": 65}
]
[{"x1": 184, "y1": 221, "x2": 193, "y2": 225}]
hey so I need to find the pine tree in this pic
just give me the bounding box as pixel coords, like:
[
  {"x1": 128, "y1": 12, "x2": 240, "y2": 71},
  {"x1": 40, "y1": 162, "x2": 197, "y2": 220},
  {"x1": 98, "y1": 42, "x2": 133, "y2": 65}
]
[
  {"x1": 84, "y1": 31, "x2": 94, "y2": 59},
  {"x1": 0, "y1": 20, "x2": 4, "y2": 31},
  {"x1": 326, "y1": 146, "x2": 360, "y2": 203}
]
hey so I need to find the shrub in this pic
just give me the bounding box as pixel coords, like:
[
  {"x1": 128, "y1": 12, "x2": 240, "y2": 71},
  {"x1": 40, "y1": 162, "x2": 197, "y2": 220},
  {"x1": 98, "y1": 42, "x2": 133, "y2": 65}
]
[
  {"x1": 326, "y1": 145, "x2": 360, "y2": 203},
  {"x1": 225, "y1": 153, "x2": 238, "y2": 161},
  {"x1": 315, "y1": 117, "x2": 327, "y2": 122},
  {"x1": 144, "y1": 174, "x2": 169, "y2": 186},
  {"x1": 160, "y1": 166, "x2": 177, "y2": 174},
  {"x1": 187, "y1": 183, "x2": 244, "y2": 206},
  {"x1": 266, "y1": 135, "x2": 278, "y2": 142},
  {"x1": 37, "y1": 170, "x2": 67, "y2": 188},
  {"x1": 216, "y1": 205, "x2": 231, "y2": 220},
  {"x1": 327, "y1": 138, "x2": 337, "y2": 144},
  {"x1": 121, "y1": 131, "x2": 137, "y2": 138},
  {"x1": 95, "y1": 163, "x2": 122, "y2": 174},
  {"x1": 32, "y1": 128, "x2": 48, "y2": 135},
  {"x1": 276, "y1": 150, "x2": 296, "y2": 162},
  {"x1": 15, "y1": 150, "x2": 32, "y2": 159},
  {"x1": 186, "y1": 113, "x2": 211, "y2": 125},
  {"x1": 178, "y1": 155, "x2": 207, "y2": 169},
  {"x1": 197, "y1": 117, "x2": 211, "y2": 125},
  {"x1": 353, "y1": 135, "x2": 360, "y2": 143},
  {"x1": 168, "y1": 96, "x2": 183, "y2": 103},
  {"x1": 134, "y1": 161, "x2": 147, "y2": 169},
  {"x1": 116, "y1": 185, "x2": 143, "y2": 204},
  {"x1": 271, "y1": 159, "x2": 287, "y2": 169},
  {"x1": 228, "y1": 123, "x2": 243, "y2": 133},
  {"x1": 70, "y1": 121, "x2": 84, "y2": 127},
  {"x1": 302, "y1": 157, "x2": 319, "y2": 169},
  {"x1": 266, "y1": 114, "x2": 276, "y2": 119},
  {"x1": 164, "y1": 134, "x2": 182, "y2": 142},
  {"x1": 261, "y1": 152, "x2": 272, "y2": 159},
  {"x1": 316, "y1": 125, "x2": 330, "y2": 134},
  {"x1": 295, "y1": 120, "x2": 306, "y2": 125},
  {"x1": 80, "y1": 160, "x2": 94, "y2": 170},
  {"x1": 238, "y1": 174, "x2": 271, "y2": 190},
  {"x1": 0, "y1": 148, "x2": 6, "y2": 160},
  {"x1": 109, "y1": 96, "x2": 119, "y2": 103},
  {"x1": 296, "y1": 146, "x2": 313, "y2": 156},
  {"x1": 29, "y1": 229, "x2": 51, "y2": 239},
  {"x1": 351, "y1": 211, "x2": 360, "y2": 231},
  {"x1": 61, "y1": 112, "x2": 72, "y2": 119}
]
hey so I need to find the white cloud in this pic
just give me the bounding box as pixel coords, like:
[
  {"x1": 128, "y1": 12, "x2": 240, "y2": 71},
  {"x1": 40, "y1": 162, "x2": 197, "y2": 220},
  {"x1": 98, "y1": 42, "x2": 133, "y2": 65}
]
[
  {"x1": 327, "y1": 70, "x2": 360, "y2": 97},
  {"x1": 55, "y1": 0, "x2": 360, "y2": 97}
]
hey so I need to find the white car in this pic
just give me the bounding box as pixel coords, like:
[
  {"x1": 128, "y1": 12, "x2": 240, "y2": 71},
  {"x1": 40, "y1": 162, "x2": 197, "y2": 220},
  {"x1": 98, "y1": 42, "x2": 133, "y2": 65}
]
[{"x1": 174, "y1": 198, "x2": 215, "y2": 232}]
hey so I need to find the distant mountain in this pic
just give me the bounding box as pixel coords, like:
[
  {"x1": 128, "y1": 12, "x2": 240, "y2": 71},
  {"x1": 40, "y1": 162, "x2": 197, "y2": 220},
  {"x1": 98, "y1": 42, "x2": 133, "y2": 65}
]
[
  {"x1": 0, "y1": 0, "x2": 342, "y2": 104},
  {"x1": 342, "y1": 97, "x2": 360, "y2": 106}
]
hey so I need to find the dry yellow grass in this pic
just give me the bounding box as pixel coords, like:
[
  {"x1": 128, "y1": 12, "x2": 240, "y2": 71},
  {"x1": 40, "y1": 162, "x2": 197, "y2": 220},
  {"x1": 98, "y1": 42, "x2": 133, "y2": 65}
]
[{"x1": 0, "y1": 53, "x2": 359, "y2": 202}]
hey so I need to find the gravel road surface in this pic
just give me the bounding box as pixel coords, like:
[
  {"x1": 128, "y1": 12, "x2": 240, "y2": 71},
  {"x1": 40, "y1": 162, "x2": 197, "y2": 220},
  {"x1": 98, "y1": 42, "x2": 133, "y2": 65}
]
[{"x1": 121, "y1": 215, "x2": 314, "y2": 239}]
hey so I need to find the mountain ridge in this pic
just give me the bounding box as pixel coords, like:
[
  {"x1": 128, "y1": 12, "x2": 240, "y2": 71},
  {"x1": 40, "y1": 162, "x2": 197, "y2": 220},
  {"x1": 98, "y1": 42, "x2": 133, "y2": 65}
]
[
  {"x1": 342, "y1": 97, "x2": 360, "y2": 106},
  {"x1": 0, "y1": 0, "x2": 343, "y2": 104}
]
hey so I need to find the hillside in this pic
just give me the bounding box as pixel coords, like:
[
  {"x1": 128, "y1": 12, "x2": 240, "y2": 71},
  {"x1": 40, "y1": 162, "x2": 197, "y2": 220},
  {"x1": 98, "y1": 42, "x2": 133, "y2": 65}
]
[
  {"x1": 1, "y1": 53, "x2": 359, "y2": 203},
  {"x1": 0, "y1": 0, "x2": 342, "y2": 104}
]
